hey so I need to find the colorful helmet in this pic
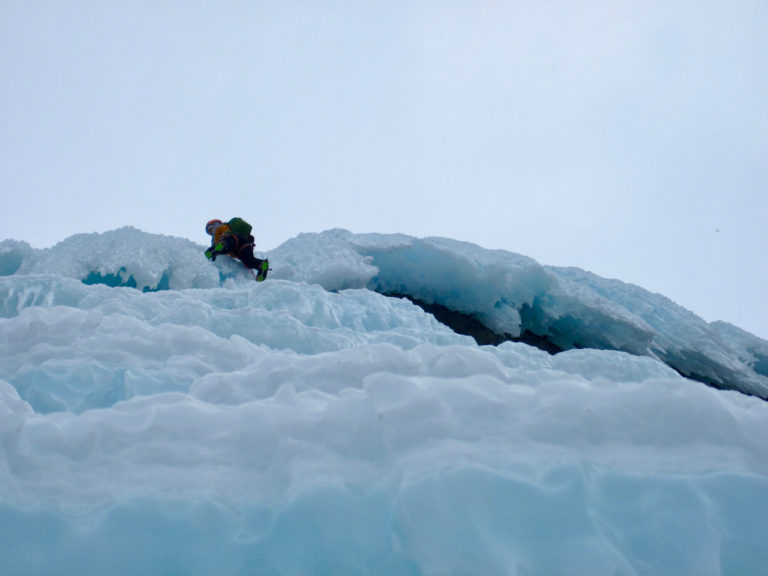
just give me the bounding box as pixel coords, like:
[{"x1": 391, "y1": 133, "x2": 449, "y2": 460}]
[{"x1": 205, "y1": 219, "x2": 223, "y2": 235}]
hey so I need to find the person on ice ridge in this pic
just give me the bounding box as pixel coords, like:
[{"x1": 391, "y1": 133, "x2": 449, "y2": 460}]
[{"x1": 204, "y1": 218, "x2": 270, "y2": 281}]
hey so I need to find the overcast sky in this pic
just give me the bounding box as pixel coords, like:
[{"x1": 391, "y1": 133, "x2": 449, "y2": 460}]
[{"x1": 2, "y1": 1, "x2": 766, "y2": 339}]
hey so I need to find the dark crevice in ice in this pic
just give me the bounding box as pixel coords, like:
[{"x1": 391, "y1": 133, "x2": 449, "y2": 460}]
[
  {"x1": 384, "y1": 292, "x2": 564, "y2": 354},
  {"x1": 382, "y1": 291, "x2": 766, "y2": 401}
]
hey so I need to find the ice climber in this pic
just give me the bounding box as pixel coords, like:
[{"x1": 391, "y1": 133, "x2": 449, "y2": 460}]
[{"x1": 204, "y1": 218, "x2": 270, "y2": 281}]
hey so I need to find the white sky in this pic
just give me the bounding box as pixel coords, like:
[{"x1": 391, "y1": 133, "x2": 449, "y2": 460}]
[{"x1": 1, "y1": 1, "x2": 767, "y2": 339}]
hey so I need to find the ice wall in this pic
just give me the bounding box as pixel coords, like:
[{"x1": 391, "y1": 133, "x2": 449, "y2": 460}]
[
  {"x1": 2, "y1": 228, "x2": 768, "y2": 574},
  {"x1": 2, "y1": 308, "x2": 768, "y2": 574}
]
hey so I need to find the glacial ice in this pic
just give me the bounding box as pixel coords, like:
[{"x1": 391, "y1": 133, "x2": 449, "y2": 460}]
[{"x1": 1, "y1": 227, "x2": 767, "y2": 575}]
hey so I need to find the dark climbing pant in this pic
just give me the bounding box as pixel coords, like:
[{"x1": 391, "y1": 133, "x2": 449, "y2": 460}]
[{"x1": 218, "y1": 235, "x2": 264, "y2": 270}]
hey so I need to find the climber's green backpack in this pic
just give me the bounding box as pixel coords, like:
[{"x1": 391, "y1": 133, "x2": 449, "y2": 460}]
[{"x1": 228, "y1": 217, "x2": 252, "y2": 236}]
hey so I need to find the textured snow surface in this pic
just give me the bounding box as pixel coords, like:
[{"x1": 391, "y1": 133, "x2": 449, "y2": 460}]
[{"x1": 1, "y1": 228, "x2": 768, "y2": 575}]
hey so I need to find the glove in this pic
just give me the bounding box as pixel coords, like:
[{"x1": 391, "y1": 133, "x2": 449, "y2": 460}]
[{"x1": 205, "y1": 242, "x2": 225, "y2": 261}]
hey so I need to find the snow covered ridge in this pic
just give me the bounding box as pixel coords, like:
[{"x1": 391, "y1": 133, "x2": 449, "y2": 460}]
[{"x1": 2, "y1": 227, "x2": 767, "y2": 399}]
